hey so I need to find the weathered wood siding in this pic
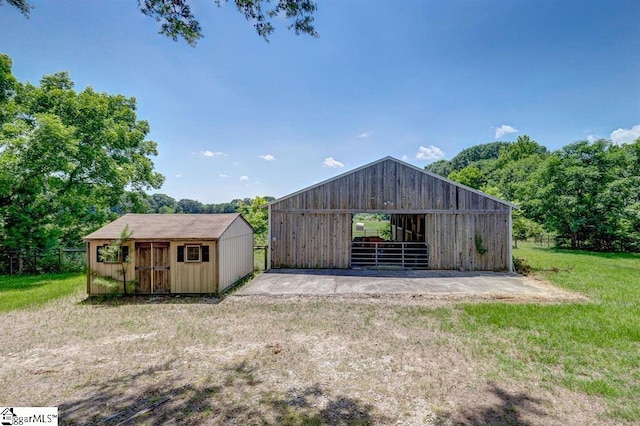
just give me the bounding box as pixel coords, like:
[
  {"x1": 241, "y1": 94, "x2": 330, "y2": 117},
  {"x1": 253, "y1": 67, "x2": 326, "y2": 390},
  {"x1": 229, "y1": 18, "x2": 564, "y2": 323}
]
[
  {"x1": 271, "y1": 212, "x2": 351, "y2": 268},
  {"x1": 424, "y1": 213, "x2": 510, "y2": 270},
  {"x1": 171, "y1": 241, "x2": 217, "y2": 293},
  {"x1": 87, "y1": 240, "x2": 135, "y2": 294},
  {"x1": 272, "y1": 159, "x2": 510, "y2": 212},
  {"x1": 269, "y1": 158, "x2": 512, "y2": 271},
  {"x1": 218, "y1": 217, "x2": 254, "y2": 291}
]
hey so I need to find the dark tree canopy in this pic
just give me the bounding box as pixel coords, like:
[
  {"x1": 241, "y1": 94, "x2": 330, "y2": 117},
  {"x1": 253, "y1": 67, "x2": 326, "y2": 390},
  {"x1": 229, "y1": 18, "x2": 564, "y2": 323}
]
[
  {"x1": 449, "y1": 141, "x2": 510, "y2": 172},
  {"x1": 522, "y1": 139, "x2": 640, "y2": 251},
  {"x1": 0, "y1": 0, "x2": 32, "y2": 16},
  {"x1": 425, "y1": 141, "x2": 510, "y2": 176},
  {"x1": 4, "y1": 0, "x2": 319, "y2": 46}
]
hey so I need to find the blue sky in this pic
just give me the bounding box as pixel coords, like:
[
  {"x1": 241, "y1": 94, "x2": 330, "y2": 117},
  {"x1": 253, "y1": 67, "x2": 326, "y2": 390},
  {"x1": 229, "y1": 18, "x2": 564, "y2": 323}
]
[{"x1": 1, "y1": 0, "x2": 639, "y2": 203}]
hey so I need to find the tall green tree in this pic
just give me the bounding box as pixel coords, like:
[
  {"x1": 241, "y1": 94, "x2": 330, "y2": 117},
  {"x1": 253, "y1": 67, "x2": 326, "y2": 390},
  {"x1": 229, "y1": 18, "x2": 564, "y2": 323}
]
[
  {"x1": 237, "y1": 196, "x2": 269, "y2": 244},
  {"x1": 493, "y1": 135, "x2": 548, "y2": 201},
  {"x1": 0, "y1": 54, "x2": 164, "y2": 252},
  {"x1": 523, "y1": 139, "x2": 639, "y2": 250}
]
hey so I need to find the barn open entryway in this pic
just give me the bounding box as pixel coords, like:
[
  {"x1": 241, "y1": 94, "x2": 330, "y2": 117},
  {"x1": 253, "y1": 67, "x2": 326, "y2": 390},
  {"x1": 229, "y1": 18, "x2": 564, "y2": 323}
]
[
  {"x1": 350, "y1": 213, "x2": 429, "y2": 269},
  {"x1": 135, "y1": 242, "x2": 170, "y2": 293}
]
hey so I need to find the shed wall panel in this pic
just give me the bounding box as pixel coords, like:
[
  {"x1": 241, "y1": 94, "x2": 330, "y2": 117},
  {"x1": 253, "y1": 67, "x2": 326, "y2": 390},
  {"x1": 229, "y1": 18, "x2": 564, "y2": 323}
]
[
  {"x1": 87, "y1": 240, "x2": 135, "y2": 294},
  {"x1": 170, "y1": 241, "x2": 217, "y2": 293},
  {"x1": 218, "y1": 217, "x2": 254, "y2": 291}
]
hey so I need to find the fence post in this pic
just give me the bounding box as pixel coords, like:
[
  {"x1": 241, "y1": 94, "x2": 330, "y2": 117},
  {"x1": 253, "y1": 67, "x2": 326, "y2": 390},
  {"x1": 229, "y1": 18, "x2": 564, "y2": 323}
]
[
  {"x1": 374, "y1": 242, "x2": 378, "y2": 267},
  {"x1": 263, "y1": 246, "x2": 267, "y2": 270}
]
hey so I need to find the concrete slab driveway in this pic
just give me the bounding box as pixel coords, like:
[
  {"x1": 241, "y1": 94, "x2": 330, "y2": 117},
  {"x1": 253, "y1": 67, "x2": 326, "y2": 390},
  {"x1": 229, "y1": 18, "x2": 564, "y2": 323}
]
[{"x1": 234, "y1": 269, "x2": 578, "y2": 301}]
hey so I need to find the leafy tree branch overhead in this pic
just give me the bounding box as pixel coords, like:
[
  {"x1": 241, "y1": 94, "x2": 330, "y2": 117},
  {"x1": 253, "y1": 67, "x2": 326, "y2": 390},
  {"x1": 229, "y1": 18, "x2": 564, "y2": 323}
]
[{"x1": 1, "y1": 0, "x2": 319, "y2": 45}]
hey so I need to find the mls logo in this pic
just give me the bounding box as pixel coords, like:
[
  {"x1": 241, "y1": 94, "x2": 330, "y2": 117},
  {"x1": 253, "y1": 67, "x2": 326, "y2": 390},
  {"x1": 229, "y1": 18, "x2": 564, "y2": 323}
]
[{"x1": 1, "y1": 408, "x2": 15, "y2": 426}]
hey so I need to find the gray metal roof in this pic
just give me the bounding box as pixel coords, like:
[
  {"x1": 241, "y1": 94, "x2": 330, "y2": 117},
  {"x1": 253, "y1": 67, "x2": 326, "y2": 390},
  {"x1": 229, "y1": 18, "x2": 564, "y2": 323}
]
[{"x1": 84, "y1": 213, "x2": 248, "y2": 240}]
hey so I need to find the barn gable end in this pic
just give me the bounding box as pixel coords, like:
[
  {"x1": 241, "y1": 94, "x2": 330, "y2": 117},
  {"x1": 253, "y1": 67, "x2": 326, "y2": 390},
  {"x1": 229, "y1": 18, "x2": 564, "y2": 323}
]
[{"x1": 268, "y1": 157, "x2": 513, "y2": 271}]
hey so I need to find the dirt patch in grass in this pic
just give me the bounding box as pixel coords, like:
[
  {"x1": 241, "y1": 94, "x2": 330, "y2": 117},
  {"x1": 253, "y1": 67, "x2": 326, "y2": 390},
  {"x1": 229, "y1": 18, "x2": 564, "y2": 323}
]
[{"x1": 0, "y1": 291, "x2": 610, "y2": 425}]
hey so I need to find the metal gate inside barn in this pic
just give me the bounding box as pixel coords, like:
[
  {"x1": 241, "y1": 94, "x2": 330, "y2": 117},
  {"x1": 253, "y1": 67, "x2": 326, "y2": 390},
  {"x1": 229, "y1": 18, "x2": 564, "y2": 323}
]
[{"x1": 350, "y1": 214, "x2": 429, "y2": 268}]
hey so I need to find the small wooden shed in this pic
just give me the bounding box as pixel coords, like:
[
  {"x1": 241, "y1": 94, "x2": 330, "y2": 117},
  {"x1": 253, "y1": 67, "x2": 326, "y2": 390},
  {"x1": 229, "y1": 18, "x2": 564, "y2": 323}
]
[
  {"x1": 84, "y1": 213, "x2": 253, "y2": 295},
  {"x1": 267, "y1": 156, "x2": 515, "y2": 271}
]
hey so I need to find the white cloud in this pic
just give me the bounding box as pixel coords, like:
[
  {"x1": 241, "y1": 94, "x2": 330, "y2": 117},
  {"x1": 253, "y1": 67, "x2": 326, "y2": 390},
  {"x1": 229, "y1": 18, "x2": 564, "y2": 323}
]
[
  {"x1": 610, "y1": 124, "x2": 640, "y2": 145},
  {"x1": 323, "y1": 157, "x2": 345, "y2": 168},
  {"x1": 240, "y1": 175, "x2": 249, "y2": 182},
  {"x1": 201, "y1": 150, "x2": 225, "y2": 157},
  {"x1": 357, "y1": 131, "x2": 372, "y2": 139},
  {"x1": 219, "y1": 173, "x2": 229, "y2": 178},
  {"x1": 175, "y1": 174, "x2": 182, "y2": 178},
  {"x1": 260, "y1": 154, "x2": 276, "y2": 161},
  {"x1": 494, "y1": 124, "x2": 518, "y2": 139},
  {"x1": 401, "y1": 154, "x2": 409, "y2": 161},
  {"x1": 415, "y1": 145, "x2": 445, "y2": 161},
  {"x1": 586, "y1": 134, "x2": 598, "y2": 142}
]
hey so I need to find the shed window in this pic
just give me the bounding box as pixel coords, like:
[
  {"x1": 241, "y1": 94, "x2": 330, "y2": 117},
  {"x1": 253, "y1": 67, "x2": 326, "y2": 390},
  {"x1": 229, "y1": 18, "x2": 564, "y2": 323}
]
[
  {"x1": 186, "y1": 245, "x2": 200, "y2": 262},
  {"x1": 177, "y1": 245, "x2": 210, "y2": 263},
  {"x1": 97, "y1": 245, "x2": 129, "y2": 263}
]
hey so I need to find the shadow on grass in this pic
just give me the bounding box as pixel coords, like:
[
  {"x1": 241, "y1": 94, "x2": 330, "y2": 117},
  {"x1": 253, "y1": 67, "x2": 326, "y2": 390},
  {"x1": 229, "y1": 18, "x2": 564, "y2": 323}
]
[
  {"x1": 80, "y1": 273, "x2": 257, "y2": 307},
  {"x1": 79, "y1": 293, "x2": 223, "y2": 307},
  {"x1": 58, "y1": 360, "x2": 384, "y2": 425},
  {"x1": 456, "y1": 382, "x2": 546, "y2": 426}
]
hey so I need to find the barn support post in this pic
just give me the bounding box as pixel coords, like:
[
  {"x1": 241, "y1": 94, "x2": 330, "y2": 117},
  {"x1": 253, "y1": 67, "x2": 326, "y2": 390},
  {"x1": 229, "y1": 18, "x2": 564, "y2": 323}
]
[
  {"x1": 508, "y1": 207, "x2": 514, "y2": 272},
  {"x1": 86, "y1": 242, "x2": 91, "y2": 294},
  {"x1": 266, "y1": 204, "x2": 272, "y2": 270},
  {"x1": 150, "y1": 242, "x2": 154, "y2": 294}
]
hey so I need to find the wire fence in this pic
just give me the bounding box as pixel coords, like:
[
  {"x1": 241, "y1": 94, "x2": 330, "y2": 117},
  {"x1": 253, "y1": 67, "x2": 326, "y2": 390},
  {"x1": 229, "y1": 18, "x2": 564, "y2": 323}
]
[{"x1": 1, "y1": 248, "x2": 86, "y2": 275}]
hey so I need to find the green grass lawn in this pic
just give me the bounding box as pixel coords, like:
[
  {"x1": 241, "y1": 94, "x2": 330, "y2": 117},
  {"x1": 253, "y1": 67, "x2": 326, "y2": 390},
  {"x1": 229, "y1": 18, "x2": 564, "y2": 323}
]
[
  {"x1": 1, "y1": 243, "x2": 638, "y2": 421},
  {"x1": 0, "y1": 273, "x2": 85, "y2": 312},
  {"x1": 459, "y1": 242, "x2": 640, "y2": 421}
]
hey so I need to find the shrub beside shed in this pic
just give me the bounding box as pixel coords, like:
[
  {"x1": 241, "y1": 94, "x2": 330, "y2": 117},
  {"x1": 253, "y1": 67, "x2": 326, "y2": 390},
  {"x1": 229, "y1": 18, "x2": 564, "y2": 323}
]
[{"x1": 84, "y1": 213, "x2": 253, "y2": 295}]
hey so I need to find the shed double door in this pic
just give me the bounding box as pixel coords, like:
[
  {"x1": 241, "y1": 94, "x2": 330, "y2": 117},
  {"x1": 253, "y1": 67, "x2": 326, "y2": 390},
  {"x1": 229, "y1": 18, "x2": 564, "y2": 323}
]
[{"x1": 135, "y1": 242, "x2": 170, "y2": 293}]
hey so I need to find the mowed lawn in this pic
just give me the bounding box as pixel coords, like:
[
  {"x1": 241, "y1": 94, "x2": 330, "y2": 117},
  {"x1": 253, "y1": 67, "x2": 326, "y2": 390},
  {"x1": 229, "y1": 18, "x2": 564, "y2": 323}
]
[
  {"x1": 462, "y1": 244, "x2": 640, "y2": 421},
  {"x1": 0, "y1": 245, "x2": 638, "y2": 424},
  {"x1": 0, "y1": 273, "x2": 85, "y2": 312}
]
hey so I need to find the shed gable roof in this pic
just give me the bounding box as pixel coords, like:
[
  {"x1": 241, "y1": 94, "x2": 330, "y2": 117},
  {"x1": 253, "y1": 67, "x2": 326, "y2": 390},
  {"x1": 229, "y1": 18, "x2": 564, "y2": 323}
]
[
  {"x1": 268, "y1": 156, "x2": 516, "y2": 210},
  {"x1": 84, "y1": 213, "x2": 250, "y2": 240}
]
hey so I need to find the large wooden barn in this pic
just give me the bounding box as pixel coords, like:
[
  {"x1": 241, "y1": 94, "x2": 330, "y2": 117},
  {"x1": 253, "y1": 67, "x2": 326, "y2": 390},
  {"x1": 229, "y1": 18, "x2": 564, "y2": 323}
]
[
  {"x1": 267, "y1": 156, "x2": 515, "y2": 271},
  {"x1": 84, "y1": 214, "x2": 253, "y2": 295}
]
